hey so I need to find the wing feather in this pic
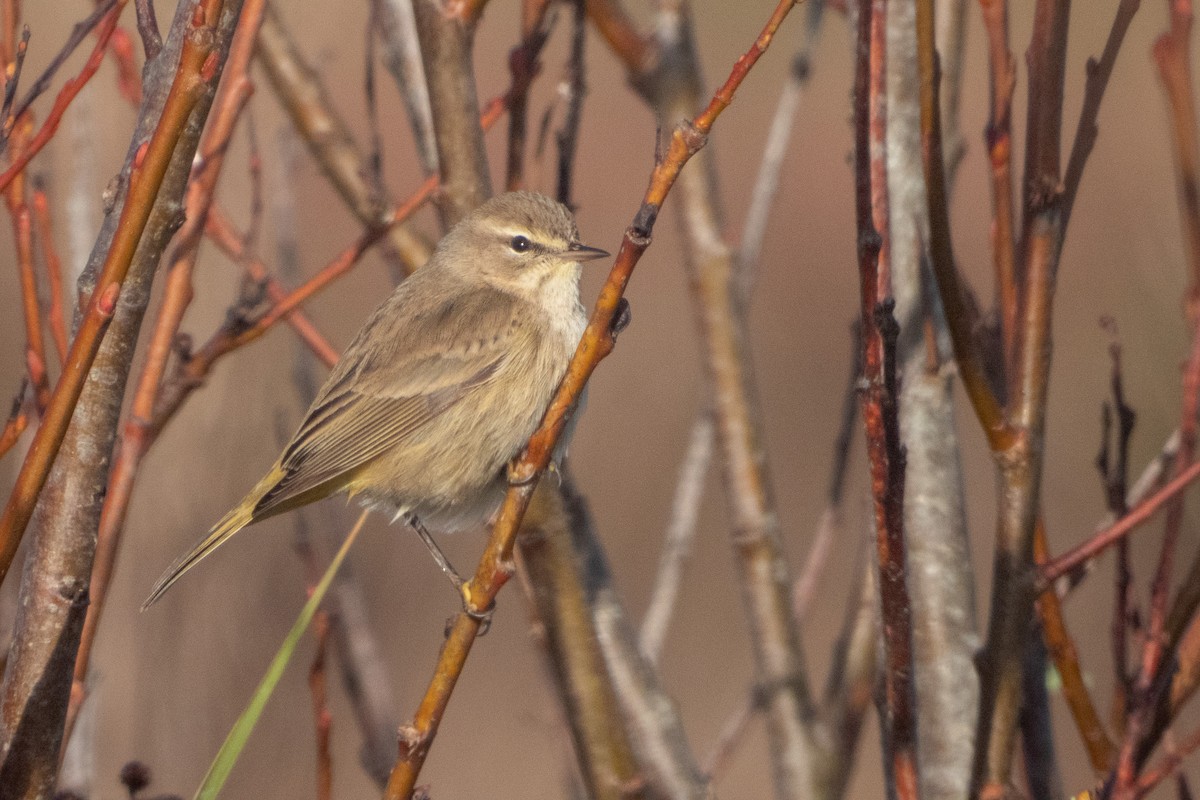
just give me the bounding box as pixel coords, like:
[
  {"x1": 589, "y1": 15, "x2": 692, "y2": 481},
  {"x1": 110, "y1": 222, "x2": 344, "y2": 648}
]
[{"x1": 254, "y1": 286, "x2": 522, "y2": 517}]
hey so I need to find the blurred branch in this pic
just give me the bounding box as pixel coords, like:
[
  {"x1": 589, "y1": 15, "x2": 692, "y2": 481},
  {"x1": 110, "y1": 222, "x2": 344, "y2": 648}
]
[
  {"x1": 816, "y1": 555, "x2": 879, "y2": 799},
  {"x1": 934, "y1": 0, "x2": 967, "y2": 184},
  {"x1": 1019, "y1": 627, "x2": 1063, "y2": 800},
  {"x1": 1154, "y1": 0, "x2": 1200, "y2": 311},
  {"x1": 383, "y1": 1, "x2": 801, "y2": 794},
  {"x1": 641, "y1": 0, "x2": 825, "y2": 672},
  {"x1": 256, "y1": 4, "x2": 431, "y2": 276},
  {"x1": 411, "y1": 0, "x2": 492, "y2": 226},
  {"x1": 638, "y1": 411, "x2": 712, "y2": 665},
  {"x1": 0, "y1": 2, "x2": 245, "y2": 796},
  {"x1": 635, "y1": 4, "x2": 824, "y2": 795},
  {"x1": 555, "y1": 0, "x2": 586, "y2": 206},
  {"x1": 517, "y1": 483, "x2": 653, "y2": 800},
  {"x1": 31, "y1": 182, "x2": 69, "y2": 365},
  {"x1": 309, "y1": 611, "x2": 334, "y2": 800},
  {"x1": 5, "y1": 157, "x2": 50, "y2": 413},
  {"x1": 276, "y1": 126, "x2": 400, "y2": 788},
  {"x1": 504, "y1": 0, "x2": 554, "y2": 191},
  {"x1": 134, "y1": 0, "x2": 161, "y2": 58},
  {"x1": 0, "y1": 1, "x2": 124, "y2": 194},
  {"x1": 374, "y1": 0, "x2": 438, "y2": 175},
  {"x1": 0, "y1": 386, "x2": 27, "y2": 461}
]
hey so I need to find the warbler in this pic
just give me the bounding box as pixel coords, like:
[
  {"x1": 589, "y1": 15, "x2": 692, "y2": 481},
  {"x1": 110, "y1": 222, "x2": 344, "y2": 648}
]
[{"x1": 144, "y1": 191, "x2": 608, "y2": 609}]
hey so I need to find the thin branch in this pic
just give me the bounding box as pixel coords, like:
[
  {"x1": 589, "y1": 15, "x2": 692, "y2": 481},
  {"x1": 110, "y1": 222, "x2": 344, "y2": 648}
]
[
  {"x1": 976, "y1": 0, "x2": 1018, "y2": 365},
  {"x1": 504, "y1": 0, "x2": 554, "y2": 191},
  {"x1": 0, "y1": 2, "x2": 125, "y2": 195},
  {"x1": 256, "y1": 5, "x2": 430, "y2": 275},
  {"x1": 31, "y1": 181, "x2": 68, "y2": 365},
  {"x1": 6, "y1": 173, "x2": 49, "y2": 412},
  {"x1": 204, "y1": 207, "x2": 340, "y2": 365},
  {"x1": 1040, "y1": 458, "x2": 1200, "y2": 584},
  {"x1": 374, "y1": 0, "x2": 438, "y2": 174},
  {"x1": 0, "y1": 385, "x2": 28, "y2": 460},
  {"x1": 383, "y1": 2, "x2": 801, "y2": 794},
  {"x1": 1059, "y1": 0, "x2": 1141, "y2": 233},
  {"x1": 1033, "y1": 521, "x2": 1116, "y2": 771},
  {"x1": 8, "y1": 0, "x2": 118, "y2": 127},
  {"x1": 638, "y1": 411, "x2": 713, "y2": 664}
]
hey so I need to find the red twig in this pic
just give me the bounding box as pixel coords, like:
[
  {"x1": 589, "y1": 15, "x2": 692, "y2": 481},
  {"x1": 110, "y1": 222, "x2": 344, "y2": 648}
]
[
  {"x1": 6, "y1": 163, "x2": 50, "y2": 413},
  {"x1": 204, "y1": 207, "x2": 339, "y2": 367},
  {"x1": 7, "y1": 0, "x2": 119, "y2": 126},
  {"x1": 31, "y1": 182, "x2": 68, "y2": 365},
  {"x1": 0, "y1": 1, "x2": 126, "y2": 194},
  {"x1": 0, "y1": 387, "x2": 27, "y2": 459},
  {"x1": 107, "y1": 25, "x2": 143, "y2": 106},
  {"x1": 1136, "y1": 724, "x2": 1200, "y2": 796},
  {"x1": 1040, "y1": 459, "x2": 1200, "y2": 584},
  {"x1": 383, "y1": 1, "x2": 800, "y2": 796},
  {"x1": 310, "y1": 611, "x2": 333, "y2": 800}
]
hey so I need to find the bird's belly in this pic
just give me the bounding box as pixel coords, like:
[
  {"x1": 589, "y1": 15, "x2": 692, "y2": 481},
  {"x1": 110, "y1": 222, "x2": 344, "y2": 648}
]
[{"x1": 349, "y1": 354, "x2": 563, "y2": 532}]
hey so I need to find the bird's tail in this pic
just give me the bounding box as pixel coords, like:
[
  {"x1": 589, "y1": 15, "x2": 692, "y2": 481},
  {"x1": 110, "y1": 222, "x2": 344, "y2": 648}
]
[{"x1": 141, "y1": 484, "x2": 261, "y2": 609}]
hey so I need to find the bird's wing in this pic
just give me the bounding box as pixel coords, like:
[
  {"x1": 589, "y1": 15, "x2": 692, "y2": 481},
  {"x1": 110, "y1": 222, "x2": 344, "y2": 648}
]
[{"x1": 253, "y1": 287, "x2": 525, "y2": 517}]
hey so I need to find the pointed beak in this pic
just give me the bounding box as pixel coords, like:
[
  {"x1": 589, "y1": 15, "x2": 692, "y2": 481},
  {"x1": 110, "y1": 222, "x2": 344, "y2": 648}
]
[{"x1": 567, "y1": 241, "x2": 610, "y2": 262}]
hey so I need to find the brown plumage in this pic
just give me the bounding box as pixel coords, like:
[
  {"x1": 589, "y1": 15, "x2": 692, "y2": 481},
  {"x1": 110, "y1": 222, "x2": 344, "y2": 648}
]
[{"x1": 143, "y1": 192, "x2": 607, "y2": 609}]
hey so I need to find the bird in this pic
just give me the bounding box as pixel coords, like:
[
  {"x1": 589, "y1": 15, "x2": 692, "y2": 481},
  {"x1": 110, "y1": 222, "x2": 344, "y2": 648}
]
[{"x1": 143, "y1": 191, "x2": 609, "y2": 610}]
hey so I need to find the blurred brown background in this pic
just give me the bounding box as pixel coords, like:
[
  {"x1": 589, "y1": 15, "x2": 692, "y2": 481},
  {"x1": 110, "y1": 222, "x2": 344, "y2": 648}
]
[{"x1": 0, "y1": 1, "x2": 1195, "y2": 797}]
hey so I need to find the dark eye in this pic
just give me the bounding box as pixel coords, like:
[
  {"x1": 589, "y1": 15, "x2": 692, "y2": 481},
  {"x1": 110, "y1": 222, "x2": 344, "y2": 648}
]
[{"x1": 509, "y1": 235, "x2": 532, "y2": 253}]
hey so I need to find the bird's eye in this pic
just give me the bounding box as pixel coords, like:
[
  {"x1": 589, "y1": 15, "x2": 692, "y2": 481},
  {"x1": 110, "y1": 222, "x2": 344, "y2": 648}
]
[{"x1": 509, "y1": 235, "x2": 532, "y2": 253}]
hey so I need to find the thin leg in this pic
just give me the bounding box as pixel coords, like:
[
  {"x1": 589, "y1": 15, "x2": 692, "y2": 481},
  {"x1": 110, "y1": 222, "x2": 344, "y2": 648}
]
[
  {"x1": 404, "y1": 512, "x2": 464, "y2": 590},
  {"x1": 404, "y1": 513, "x2": 494, "y2": 628}
]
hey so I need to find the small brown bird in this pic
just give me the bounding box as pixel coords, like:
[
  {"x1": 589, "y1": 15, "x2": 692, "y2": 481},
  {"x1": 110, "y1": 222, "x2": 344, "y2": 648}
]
[{"x1": 144, "y1": 192, "x2": 608, "y2": 609}]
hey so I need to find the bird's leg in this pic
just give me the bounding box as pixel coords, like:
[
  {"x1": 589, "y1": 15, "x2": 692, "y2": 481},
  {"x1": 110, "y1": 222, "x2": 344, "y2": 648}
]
[{"x1": 404, "y1": 513, "x2": 494, "y2": 630}]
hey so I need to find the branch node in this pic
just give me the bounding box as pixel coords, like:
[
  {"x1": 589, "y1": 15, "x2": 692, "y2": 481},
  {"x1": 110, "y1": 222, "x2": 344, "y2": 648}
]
[{"x1": 630, "y1": 202, "x2": 658, "y2": 241}]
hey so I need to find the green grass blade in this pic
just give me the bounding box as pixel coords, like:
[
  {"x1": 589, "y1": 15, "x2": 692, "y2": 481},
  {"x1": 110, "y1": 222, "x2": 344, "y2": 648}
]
[{"x1": 194, "y1": 510, "x2": 368, "y2": 800}]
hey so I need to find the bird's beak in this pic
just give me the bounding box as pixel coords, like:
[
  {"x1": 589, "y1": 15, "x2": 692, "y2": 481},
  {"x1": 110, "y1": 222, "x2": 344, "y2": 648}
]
[{"x1": 567, "y1": 241, "x2": 610, "y2": 262}]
